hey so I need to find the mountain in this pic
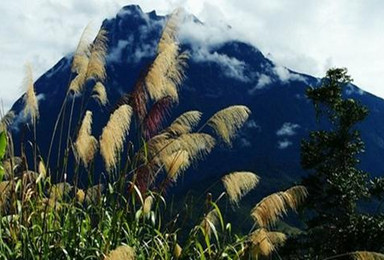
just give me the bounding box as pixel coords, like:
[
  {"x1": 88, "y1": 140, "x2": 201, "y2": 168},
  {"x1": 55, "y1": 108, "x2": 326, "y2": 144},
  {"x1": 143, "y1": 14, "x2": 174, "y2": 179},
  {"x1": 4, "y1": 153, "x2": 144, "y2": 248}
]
[{"x1": 8, "y1": 5, "x2": 384, "y2": 200}]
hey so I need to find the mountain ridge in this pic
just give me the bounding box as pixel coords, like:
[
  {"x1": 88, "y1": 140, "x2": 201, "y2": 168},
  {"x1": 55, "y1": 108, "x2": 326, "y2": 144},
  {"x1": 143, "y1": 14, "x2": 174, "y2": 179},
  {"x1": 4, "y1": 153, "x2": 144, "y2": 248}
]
[{"x1": 8, "y1": 5, "x2": 384, "y2": 197}]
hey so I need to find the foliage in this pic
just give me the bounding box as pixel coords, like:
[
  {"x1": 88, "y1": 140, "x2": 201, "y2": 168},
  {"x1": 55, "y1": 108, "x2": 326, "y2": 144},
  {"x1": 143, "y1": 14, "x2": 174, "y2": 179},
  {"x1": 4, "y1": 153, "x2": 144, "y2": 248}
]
[{"x1": 284, "y1": 68, "x2": 384, "y2": 259}]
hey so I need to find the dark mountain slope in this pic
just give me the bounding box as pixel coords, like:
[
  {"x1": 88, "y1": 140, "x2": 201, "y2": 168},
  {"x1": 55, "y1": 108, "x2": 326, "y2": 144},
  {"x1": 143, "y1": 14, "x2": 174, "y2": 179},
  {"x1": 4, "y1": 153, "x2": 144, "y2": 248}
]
[{"x1": 8, "y1": 5, "x2": 384, "y2": 199}]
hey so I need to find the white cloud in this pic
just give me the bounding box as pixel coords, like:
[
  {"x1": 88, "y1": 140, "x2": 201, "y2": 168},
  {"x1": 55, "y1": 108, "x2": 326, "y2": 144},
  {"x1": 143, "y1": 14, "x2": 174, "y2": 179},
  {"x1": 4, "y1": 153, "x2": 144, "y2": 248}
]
[
  {"x1": 193, "y1": 48, "x2": 249, "y2": 81},
  {"x1": 248, "y1": 74, "x2": 272, "y2": 94},
  {"x1": 1, "y1": 0, "x2": 384, "y2": 111},
  {"x1": 272, "y1": 65, "x2": 306, "y2": 84},
  {"x1": 276, "y1": 122, "x2": 300, "y2": 136},
  {"x1": 278, "y1": 139, "x2": 292, "y2": 149}
]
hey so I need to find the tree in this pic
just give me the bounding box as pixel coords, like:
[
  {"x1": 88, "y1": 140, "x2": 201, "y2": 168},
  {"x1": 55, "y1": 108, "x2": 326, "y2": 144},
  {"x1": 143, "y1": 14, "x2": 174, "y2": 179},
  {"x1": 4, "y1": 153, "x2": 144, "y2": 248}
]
[{"x1": 286, "y1": 68, "x2": 384, "y2": 259}]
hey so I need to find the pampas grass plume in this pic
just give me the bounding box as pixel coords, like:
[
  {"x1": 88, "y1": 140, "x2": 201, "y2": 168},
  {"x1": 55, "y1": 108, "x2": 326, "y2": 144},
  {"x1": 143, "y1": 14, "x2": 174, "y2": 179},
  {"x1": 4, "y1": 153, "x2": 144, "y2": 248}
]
[
  {"x1": 74, "y1": 111, "x2": 98, "y2": 167},
  {"x1": 353, "y1": 251, "x2": 384, "y2": 260},
  {"x1": 143, "y1": 195, "x2": 154, "y2": 214},
  {"x1": 23, "y1": 64, "x2": 39, "y2": 123},
  {"x1": 105, "y1": 245, "x2": 135, "y2": 260},
  {"x1": 100, "y1": 105, "x2": 132, "y2": 172},
  {"x1": 86, "y1": 29, "x2": 108, "y2": 82},
  {"x1": 207, "y1": 105, "x2": 251, "y2": 146},
  {"x1": 249, "y1": 228, "x2": 286, "y2": 257},
  {"x1": 222, "y1": 171, "x2": 260, "y2": 205},
  {"x1": 92, "y1": 82, "x2": 108, "y2": 106},
  {"x1": 163, "y1": 110, "x2": 202, "y2": 136}
]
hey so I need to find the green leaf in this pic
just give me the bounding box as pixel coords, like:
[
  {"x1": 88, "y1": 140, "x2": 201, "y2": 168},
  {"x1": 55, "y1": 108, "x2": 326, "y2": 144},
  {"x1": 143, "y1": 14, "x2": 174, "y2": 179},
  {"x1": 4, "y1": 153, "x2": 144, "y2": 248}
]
[{"x1": 0, "y1": 131, "x2": 6, "y2": 160}]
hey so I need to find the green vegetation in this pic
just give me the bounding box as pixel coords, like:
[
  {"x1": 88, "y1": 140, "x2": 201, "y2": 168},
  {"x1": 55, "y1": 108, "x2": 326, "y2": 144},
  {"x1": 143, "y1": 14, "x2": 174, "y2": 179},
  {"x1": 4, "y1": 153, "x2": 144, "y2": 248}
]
[
  {"x1": 284, "y1": 68, "x2": 384, "y2": 259},
  {"x1": 0, "y1": 11, "x2": 307, "y2": 259}
]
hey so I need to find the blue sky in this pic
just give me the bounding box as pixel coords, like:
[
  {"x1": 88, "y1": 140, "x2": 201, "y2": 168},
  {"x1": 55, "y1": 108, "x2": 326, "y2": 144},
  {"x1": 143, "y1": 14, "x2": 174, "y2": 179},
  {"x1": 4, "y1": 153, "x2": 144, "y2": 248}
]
[{"x1": 1, "y1": 0, "x2": 383, "y2": 112}]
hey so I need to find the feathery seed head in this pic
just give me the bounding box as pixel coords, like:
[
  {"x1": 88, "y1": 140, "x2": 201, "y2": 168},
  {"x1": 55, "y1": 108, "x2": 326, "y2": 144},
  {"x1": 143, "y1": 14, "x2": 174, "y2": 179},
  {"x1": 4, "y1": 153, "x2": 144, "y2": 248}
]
[
  {"x1": 282, "y1": 185, "x2": 308, "y2": 210},
  {"x1": 173, "y1": 243, "x2": 182, "y2": 259},
  {"x1": 86, "y1": 29, "x2": 108, "y2": 82},
  {"x1": 163, "y1": 150, "x2": 190, "y2": 181},
  {"x1": 207, "y1": 105, "x2": 251, "y2": 146},
  {"x1": 145, "y1": 10, "x2": 188, "y2": 103},
  {"x1": 353, "y1": 251, "x2": 384, "y2": 260},
  {"x1": 69, "y1": 72, "x2": 87, "y2": 95},
  {"x1": 249, "y1": 228, "x2": 286, "y2": 257},
  {"x1": 22, "y1": 64, "x2": 39, "y2": 123},
  {"x1": 163, "y1": 110, "x2": 202, "y2": 136},
  {"x1": 201, "y1": 209, "x2": 219, "y2": 238},
  {"x1": 143, "y1": 195, "x2": 154, "y2": 214},
  {"x1": 251, "y1": 185, "x2": 308, "y2": 227},
  {"x1": 100, "y1": 105, "x2": 132, "y2": 172},
  {"x1": 177, "y1": 133, "x2": 215, "y2": 163},
  {"x1": 251, "y1": 192, "x2": 288, "y2": 228},
  {"x1": 76, "y1": 189, "x2": 85, "y2": 203},
  {"x1": 104, "y1": 245, "x2": 136, "y2": 260},
  {"x1": 222, "y1": 172, "x2": 260, "y2": 205},
  {"x1": 35, "y1": 160, "x2": 47, "y2": 184},
  {"x1": 72, "y1": 23, "x2": 92, "y2": 74},
  {"x1": 74, "y1": 111, "x2": 98, "y2": 167},
  {"x1": 92, "y1": 82, "x2": 108, "y2": 106}
]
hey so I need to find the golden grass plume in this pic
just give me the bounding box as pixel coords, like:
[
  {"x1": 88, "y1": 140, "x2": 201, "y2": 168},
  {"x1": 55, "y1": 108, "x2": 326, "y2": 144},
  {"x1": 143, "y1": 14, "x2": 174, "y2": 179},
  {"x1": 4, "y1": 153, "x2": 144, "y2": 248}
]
[
  {"x1": 353, "y1": 251, "x2": 384, "y2": 260},
  {"x1": 163, "y1": 150, "x2": 190, "y2": 181},
  {"x1": 251, "y1": 192, "x2": 287, "y2": 228},
  {"x1": 71, "y1": 23, "x2": 92, "y2": 74},
  {"x1": 201, "y1": 209, "x2": 219, "y2": 238},
  {"x1": 145, "y1": 10, "x2": 187, "y2": 102},
  {"x1": 22, "y1": 64, "x2": 39, "y2": 123},
  {"x1": 104, "y1": 245, "x2": 135, "y2": 260},
  {"x1": 100, "y1": 105, "x2": 132, "y2": 172},
  {"x1": 86, "y1": 29, "x2": 108, "y2": 82},
  {"x1": 222, "y1": 171, "x2": 260, "y2": 205},
  {"x1": 177, "y1": 133, "x2": 215, "y2": 163},
  {"x1": 163, "y1": 110, "x2": 202, "y2": 136},
  {"x1": 147, "y1": 132, "x2": 214, "y2": 167},
  {"x1": 92, "y1": 82, "x2": 108, "y2": 106},
  {"x1": 251, "y1": 186, "x2": 307, "y2": 227},
  {"x1": 143, "y1": 195, "x2": 154, "y2": 214},
  {"x1": 35, "y1": 160, "x2": 47, "y2": 184},
  {"x1": 282, "y1": 185, "x2": 308, "y2": 210},
  {"x1": 173, "y1": 243, "x2": 182, "y2": 259},
  {"x1": 74, "y1": 111, "x2": 98, "y2": 167},
  {"x1": 249, "y1": 228, "x2": 286, "y2": 257},
  {"x1": 207, "y1": 105, "x2": 250, "y2": 146},
  {"x1": 69, "y1": 72, "x2": 87, "y2": 95}
]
